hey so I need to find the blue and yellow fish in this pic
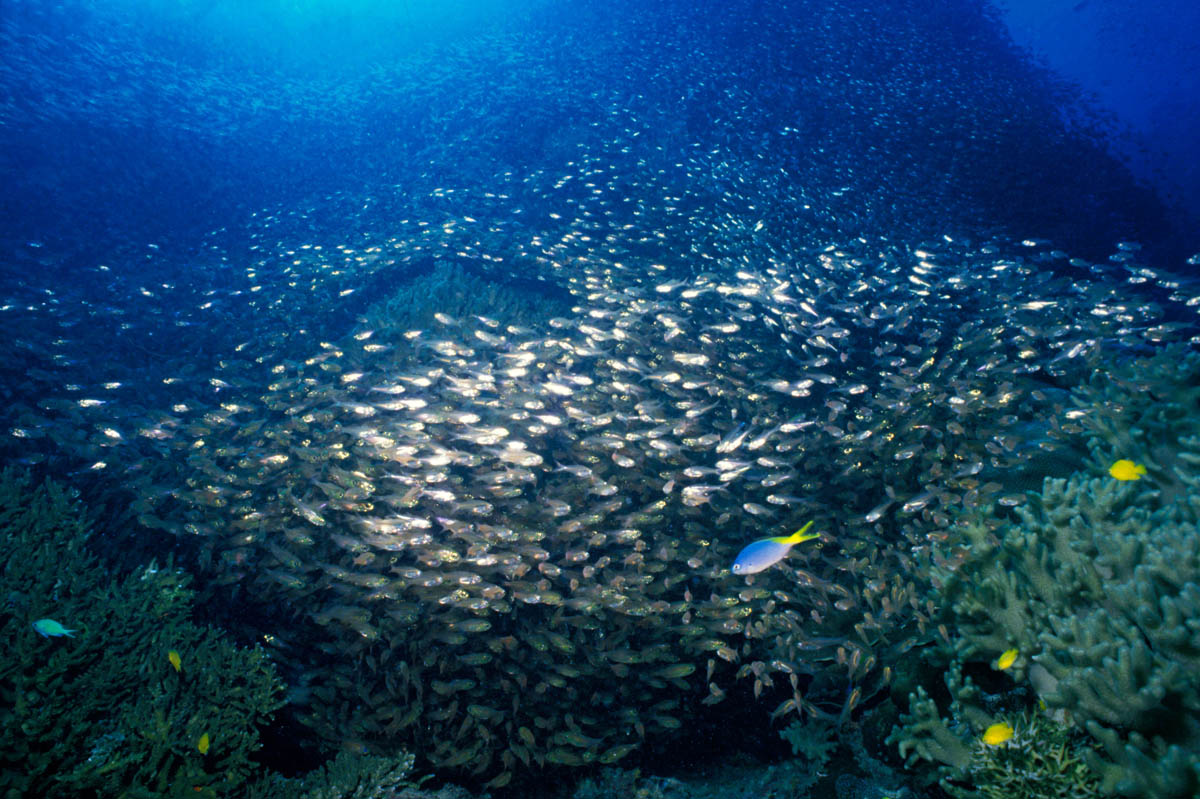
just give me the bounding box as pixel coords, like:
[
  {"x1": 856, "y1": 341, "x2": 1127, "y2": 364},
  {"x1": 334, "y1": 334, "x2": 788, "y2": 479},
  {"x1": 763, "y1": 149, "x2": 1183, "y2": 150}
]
[{"x1": 731, "y1": 521, "x2": 819, "y2": 575}]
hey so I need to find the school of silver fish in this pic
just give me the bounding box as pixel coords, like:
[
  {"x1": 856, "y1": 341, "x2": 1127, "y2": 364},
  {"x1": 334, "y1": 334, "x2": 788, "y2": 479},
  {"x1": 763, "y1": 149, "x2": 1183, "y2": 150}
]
[
  {"x1": 6, "y1": 206, "x2": 1197, "y2": 785},
  {"x1": 1, "y1": 1, "x2": 1199, "y2": 789}
]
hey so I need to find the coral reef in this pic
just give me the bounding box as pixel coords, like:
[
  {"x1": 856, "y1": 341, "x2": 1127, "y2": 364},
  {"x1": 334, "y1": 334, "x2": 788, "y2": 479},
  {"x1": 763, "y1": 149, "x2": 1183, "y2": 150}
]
[
  {"x1": 779, "y1": 717, "x2": 838, "y2": 796},
  {"x1": 953, "y1": 712, "x2": 1102, "y2": 799},
  {"x1": 568, "y1": 720, "x2": 911, "y2": 799},
  {"x1": 0, "y1": 468, "x2": 285, "y2": 797},
  {"x1": 571, "y1": 768, "x2": 679, "y2": 799},
  {"x1": 780, "y1": 717, "x2": 839, "y2": 765},
  {"x1": 895, "y1": 688, "x2": 1103, "y2": 799},
  {"x1": 889, "y1": 346, "x2": 1200, "y2": 799},
  {"x1": 0, "y1": 466, "x2": 446, "y2": 799},
  {"x1": 246, "y1": 750, "x2": 424, "y2": 799}
]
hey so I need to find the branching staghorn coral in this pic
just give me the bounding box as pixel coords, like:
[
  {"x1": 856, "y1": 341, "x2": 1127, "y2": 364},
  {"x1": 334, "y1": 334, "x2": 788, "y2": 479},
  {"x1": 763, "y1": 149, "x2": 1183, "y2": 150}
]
[
  {"x1": 246, "y1": 750, "x2": 424, "y2": 799},
  {"x1": 0, "y1": 468, "x2": 286, "y2": 798},
  {"x1": 954, "y1": 711, "x2": 1102, "y2": 799},
  {"x1": 889, "y1": 346, "x2": 1200, "y2": 799}
]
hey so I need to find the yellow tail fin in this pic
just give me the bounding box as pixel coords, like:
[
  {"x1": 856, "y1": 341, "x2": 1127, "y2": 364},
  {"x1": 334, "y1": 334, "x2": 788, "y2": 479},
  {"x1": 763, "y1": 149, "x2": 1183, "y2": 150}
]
[{"x1": 782, "y1": 520, "x2": 816, "y2": 544}]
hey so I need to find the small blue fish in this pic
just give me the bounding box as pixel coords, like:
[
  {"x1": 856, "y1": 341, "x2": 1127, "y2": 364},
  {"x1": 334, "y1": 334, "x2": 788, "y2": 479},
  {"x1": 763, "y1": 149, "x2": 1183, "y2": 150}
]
[
  {"x1": 32, "y1": 618, "x2": 76, "y2": 637},
  {"x1": 731, "y1": 520, "x2": 819, "y2": 575}
]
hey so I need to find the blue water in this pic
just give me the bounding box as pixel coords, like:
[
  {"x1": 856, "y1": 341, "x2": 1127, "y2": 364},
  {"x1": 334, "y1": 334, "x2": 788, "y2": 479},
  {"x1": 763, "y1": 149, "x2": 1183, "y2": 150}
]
[
  {"x1": 997, "y1": 0, "x2": 1200, "y2": 222},
  {"x1": 2, "y1": 1, "x2": 1198, "y2": 796},
  {"x1": 2, "y1": 0, "x2": 1195, "y2": 266}
]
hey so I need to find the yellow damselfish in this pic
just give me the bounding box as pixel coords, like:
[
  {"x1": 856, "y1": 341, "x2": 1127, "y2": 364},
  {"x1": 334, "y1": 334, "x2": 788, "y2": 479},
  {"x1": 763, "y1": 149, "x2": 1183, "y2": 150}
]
[
  {"x1": 197, "y1": 733, "x2": 210, "y2": 755},
  {"x1": 1109, "y1": 459, "x2": 1146, "y2": 481},
  {"x1": 167, "y1": 650, "x2": 181, "y2": 672},
  {"x1": 982, "y1": 722, "x2": 1013, "y2": 746},
  {"x1": 995, "y1": 647, "x2": 1018, "y2": 670}
]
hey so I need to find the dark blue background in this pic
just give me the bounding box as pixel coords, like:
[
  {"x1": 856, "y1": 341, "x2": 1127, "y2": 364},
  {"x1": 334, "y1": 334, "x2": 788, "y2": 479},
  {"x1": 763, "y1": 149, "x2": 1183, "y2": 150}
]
[{"x1": 2, "y1": 0, "x2": 1195, "y2": 269}]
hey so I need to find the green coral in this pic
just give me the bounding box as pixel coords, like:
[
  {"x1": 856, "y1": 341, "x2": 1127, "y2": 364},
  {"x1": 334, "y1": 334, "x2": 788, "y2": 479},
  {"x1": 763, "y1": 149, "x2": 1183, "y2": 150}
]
[
  {"x1": 247, "y1": 750, "x2": 424, "y2": 799},
  {"x1": 891, "y1": 671, "x2": 1104, "y2": 799},
  {"x1": 1070, "y1": 346, "x2": 1200, "y2": 510},
  {"x1": 774, "y1": 718, "x2": 837, "y2": 797},
  {"x1": 0, "y1": 468, "x2": 285, "y2": 798},
  {"x1": 890, "y1": 346, "x2": 1200, "y2": 799},
  {"x1": 892, "y1": 683, "x2": 974, "y2": 774},
  {"x1": 951, "y1": 712, "x2": 1102, "y2": 799},
  {"x1": 570, "y1": 721, "x2": 904, "y2": 799},
  {"x1": 570, "y1": 762, "x2": 825, "y2": 799},
  {"x1": 572, "y1": 768, "x2": 674, "y2": 799},
  {"x1": 781, "y1": 716, "x2": 838, "y2": 765}
]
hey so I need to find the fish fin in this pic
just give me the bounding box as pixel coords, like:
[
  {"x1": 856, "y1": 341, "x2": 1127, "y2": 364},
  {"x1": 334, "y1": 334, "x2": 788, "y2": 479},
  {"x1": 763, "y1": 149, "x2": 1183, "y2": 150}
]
[{"x1": 782, "y1": 520, "x2": 815, "y2": 543}]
